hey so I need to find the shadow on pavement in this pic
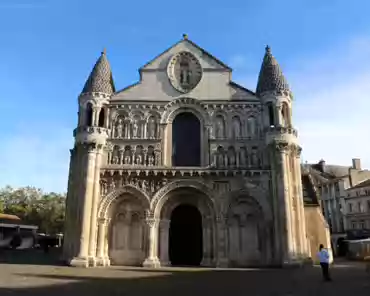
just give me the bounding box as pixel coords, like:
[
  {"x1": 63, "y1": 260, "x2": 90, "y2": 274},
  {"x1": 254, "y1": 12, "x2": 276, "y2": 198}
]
[{"x1": 0, "y1": 263, "x2": 368, "y2": 296}]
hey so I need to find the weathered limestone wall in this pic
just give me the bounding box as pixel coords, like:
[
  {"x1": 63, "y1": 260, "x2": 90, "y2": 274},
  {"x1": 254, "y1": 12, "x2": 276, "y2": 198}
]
[{"x1": 304, "y1": 206, "x2": 332, "y2": 264}]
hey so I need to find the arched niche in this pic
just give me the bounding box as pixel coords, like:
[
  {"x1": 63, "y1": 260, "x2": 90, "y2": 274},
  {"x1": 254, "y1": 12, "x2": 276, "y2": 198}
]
[
  {"x1": 226, "y1": 195, "x2": 270, "y2": 267},
  {"x1": 231, "y1": 116, "x2": 242, "y2": 139},
  {"x1": 281, "y1": 102, "x2": 291, "y2": 127}
]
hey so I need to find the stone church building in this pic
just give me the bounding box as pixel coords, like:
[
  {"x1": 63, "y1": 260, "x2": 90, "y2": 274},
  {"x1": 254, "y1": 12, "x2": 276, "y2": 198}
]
[{"x1": 62, "y1": 35, "x2": 330, "y2": 268}]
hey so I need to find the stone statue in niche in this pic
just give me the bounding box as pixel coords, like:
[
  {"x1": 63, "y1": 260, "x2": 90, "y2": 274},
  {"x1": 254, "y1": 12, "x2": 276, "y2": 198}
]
[
  {"x1": 142, "y1": 180, "x2": 149, "y2": 192},
  {"x1": 251, "y1": 149, "x2": 259, "y2": 166},
  {"x1": 100, "y1": 181, "x2": 108, "y2": 196},
  {"x1": 123, "y1": 149, "x2": 131, "y2": 165},
  {"x1": 148, "y1": 154, "x2": 154, "y2": 166},
  {"x1": 217, "y1": 151, "x2": 224, "y2": 167},
  {"x1": 132, "y1": 120, "x2": 139, "y2": 138},
  {"x1": 232, "y1": 119, "x2": 241, "y2": 138},
  {"x1": 216, "y1": 118, "x2": 224, "y2": 138},
  {"x1": 208, "y1": 125, "x2": 214, "y2": 139},
  {"x1": 228, "y1": 149, "x2": 236, "y2": 166},
  {"x1": 147, "y1": 117, "x2": 157, "y2": 139},
  {"x1": 239, "y1": 148, "x2": 246, "y2": 166},
  {"x1": 135, "y1": 153, "x2": 143, "y2": 165},
  {"x1": 154, "y1": 150, "x2": 161, "y2": 166},
  {"x1": 112, "y1": 154, "x2": 119, "y2": 164},
  {"x1": 115, "y1": 118, "x2": 124, "y2": 138}
]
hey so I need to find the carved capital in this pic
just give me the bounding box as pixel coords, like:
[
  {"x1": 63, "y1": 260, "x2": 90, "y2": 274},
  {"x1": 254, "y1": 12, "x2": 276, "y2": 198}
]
[
  {"x1": 291, "y1": 145, "x2": 302, "y2": 157},
  {"x1": 145, "y1": 218, "x2": 159, "y2": 227},
  {"x1": 98, "y1": 217, "x2": 109, "y2": 225},
  {"x1": 274, "y1": 142, "x2": 289, "y2": 153}
]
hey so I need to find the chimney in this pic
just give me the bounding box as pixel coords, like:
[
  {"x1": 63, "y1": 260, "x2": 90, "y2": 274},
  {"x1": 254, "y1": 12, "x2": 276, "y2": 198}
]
[
  {"x1": 318, "y1": 159, "x2": 326, "y2": 173},
  {"x1": 352, "y1": 158, "x2": 361, "y2": 170}
]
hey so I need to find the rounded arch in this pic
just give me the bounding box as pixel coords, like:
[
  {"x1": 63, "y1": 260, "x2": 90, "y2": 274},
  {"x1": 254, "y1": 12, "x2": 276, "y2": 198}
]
[
  {"x1": 129, "y1": 110, "x2": 145, "y2": 121},
  {"x1": 98, "y1": 185, "x2": 151, "y2": 219},
  {"x1": 281, "y1": 101, "x2": 291, "y2": 127},
  {"x1": 161, "y1": 97, "x2": 211, "y2": 125},
  {"x1": 111, "y1": 109, "x2": 129, "y2": 121},
  {"x1": 151, "y1": 180, "x2": 217, "y2": 219},
  {"x1": 144, "y1": 110, "x2": 161, "y2": 122},
  {"x1": 221, "y1": 189, "x2": 272, "y2": 221}
]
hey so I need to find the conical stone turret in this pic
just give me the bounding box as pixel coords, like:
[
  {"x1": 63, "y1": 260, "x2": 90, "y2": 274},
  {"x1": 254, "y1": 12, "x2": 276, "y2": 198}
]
[
  {"x1": 256, "y1": 46, "x2": 291, "y2": 98},
  {"x1": 82, "y1": 50, "x2": 115, "y2": 95}
]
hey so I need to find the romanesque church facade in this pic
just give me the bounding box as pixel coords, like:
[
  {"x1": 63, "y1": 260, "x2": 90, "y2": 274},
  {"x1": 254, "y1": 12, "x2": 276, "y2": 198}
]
[{"x1": 62, "y1": 35, "x2": 321, "y2": 268}]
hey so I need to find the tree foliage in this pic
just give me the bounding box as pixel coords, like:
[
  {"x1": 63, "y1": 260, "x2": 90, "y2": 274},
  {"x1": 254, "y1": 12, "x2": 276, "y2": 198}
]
[{"x1": 0, "y1": 185, "x2": 66, "y2": 234}]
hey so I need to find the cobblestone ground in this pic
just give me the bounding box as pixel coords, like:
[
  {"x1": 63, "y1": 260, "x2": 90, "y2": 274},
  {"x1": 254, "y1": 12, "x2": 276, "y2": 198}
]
[{"x1": 0, "y1": 250, "x2": 369, "y2": 296}]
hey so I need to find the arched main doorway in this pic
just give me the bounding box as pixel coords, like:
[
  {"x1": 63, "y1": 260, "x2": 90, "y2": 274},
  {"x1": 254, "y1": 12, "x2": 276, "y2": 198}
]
[
  {"x1": 172, "y1": 112, "x2": 201, "y2": 166},
  {"x1": 169, "y1": 204, "x2": 203, "y2": 266}
]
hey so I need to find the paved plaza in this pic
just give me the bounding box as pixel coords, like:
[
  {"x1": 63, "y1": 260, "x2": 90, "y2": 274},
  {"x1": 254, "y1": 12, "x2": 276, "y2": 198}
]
[{"x1": 0, "y1": 250, "x2": 369, "y2": 295}]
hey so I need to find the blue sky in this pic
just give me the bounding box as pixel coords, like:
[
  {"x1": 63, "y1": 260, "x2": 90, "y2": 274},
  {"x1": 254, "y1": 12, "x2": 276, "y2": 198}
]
[{"x1": 0, "y1": 0, "x2": 369, "y2": 193}]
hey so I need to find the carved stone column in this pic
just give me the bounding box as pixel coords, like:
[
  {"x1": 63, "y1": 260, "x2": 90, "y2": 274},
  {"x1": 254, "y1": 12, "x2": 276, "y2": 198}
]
[
  {"x1": 293, "y1": 145, "x2": 309, "y2": 257},
  {"x1": 96, "y1": 218, "x2": 110, "y2": 266},
  {"x1": 275, "y1": 142, "x2": 294, "y2": 264},
  {"x1": 70, "y1": 143, "x2": 97, "y2": 267},
  {"x1": 201, "y1": 217, "x2": 213, "y2": 266},
  {"x1": 216, "y1": 216, "x2": 228, "y2": 267},
  {"x1": 88, "y1": 147, "x2": 103, "y2": 266},
  {"x1": 143, "y1": 218, "x2": 161, "y2": 268},
  {"x1": 92, "y1": 107, "x2": 99, "y2": 126},
  {"x1": 159, "y1": 219, "x2": 170, "y2": 266}
]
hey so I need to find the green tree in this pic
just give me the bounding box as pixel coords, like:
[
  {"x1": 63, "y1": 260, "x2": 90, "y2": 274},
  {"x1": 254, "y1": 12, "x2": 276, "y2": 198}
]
[{"x1": 0, "y1": 186, "x2": 66, "y2": 234}]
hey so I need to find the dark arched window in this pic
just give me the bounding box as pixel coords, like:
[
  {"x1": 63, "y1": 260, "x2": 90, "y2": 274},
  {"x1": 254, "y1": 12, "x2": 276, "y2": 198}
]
[
  {"x1": 267, "y1": 103, "x2": 275, "y2": 127},
  {"x1": 172, "y1": 112, "x2": 201, "y2": 166},
  {"x1": 98, "y1": 108, "x2": 105, "y2": 127},
  {"x1": 85, "y1": 103, "x2": 93, "y2": 126}
]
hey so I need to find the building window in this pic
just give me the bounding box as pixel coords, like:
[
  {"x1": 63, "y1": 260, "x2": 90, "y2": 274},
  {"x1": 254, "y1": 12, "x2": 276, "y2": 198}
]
[
  {"x1": 356, "y1": 191, "x2": 360, "y2": 197},
  {"x1": 358, "y1": 202, "x2": 364, "y2": 213},
  {"x1": 351, "y1": 222, "x2": 357, "y2": 229},
  {"x1": 349, "y1": 203, "x2": 353, "y2": 212},
  {"x1": 335, "y1": 182, "x2": 340, "y2": 192},
  {"x1": 359, "y1": 220, "x2": 365, "y2": 229},
  {"x1": 367, "y1": 200, "x2": 370, "y2": 212}
]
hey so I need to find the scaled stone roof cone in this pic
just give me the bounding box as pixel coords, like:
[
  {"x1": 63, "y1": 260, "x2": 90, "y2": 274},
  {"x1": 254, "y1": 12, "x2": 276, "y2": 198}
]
[
  {"x1": 81, "y1": 50, "x2": 115, "y2": 95},
  {"x1": 256, "y1": 46, "x2": 291, "y2": 97}
]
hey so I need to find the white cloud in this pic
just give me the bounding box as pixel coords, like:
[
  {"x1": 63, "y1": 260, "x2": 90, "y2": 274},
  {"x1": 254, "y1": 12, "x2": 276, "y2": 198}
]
[
  {"x1": 287, "y1": 37, "x2": 370, "y2": 169},
  {"x1": 233, "y1": 36, "x2": 370, "y2": 169}
]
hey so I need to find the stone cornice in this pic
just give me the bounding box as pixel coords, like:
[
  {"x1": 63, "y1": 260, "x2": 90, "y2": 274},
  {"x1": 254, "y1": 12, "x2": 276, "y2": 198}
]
[
  {"x1": 264, "y1": 125, "x2": 298, "y2": 137},
  {"x1": 106, "y1": 102, "x2": 262, "y2": 112},
  {"x1": 100, "y1": 167, "x2": 270, "y2": 177}
]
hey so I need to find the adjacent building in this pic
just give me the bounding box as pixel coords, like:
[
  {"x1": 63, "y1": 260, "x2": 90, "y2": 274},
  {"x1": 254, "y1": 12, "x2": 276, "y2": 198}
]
[
  {"x1": 343, "y1": 179, "x2": 370, "y2": 230},
  {"x1": 307, "y1": 159, "x2": 370, "y2": 253}
]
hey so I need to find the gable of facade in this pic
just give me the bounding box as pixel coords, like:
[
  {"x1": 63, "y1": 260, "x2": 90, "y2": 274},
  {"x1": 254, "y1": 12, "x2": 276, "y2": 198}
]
[{"x1": 112, "y1": 38, "x2": 257, "y2": 102}]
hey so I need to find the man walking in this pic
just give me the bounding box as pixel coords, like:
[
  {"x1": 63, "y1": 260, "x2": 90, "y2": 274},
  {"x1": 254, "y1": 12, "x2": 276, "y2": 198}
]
[{"x1": 317, "y1": 244, "x2": 332, "y2": 281}]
